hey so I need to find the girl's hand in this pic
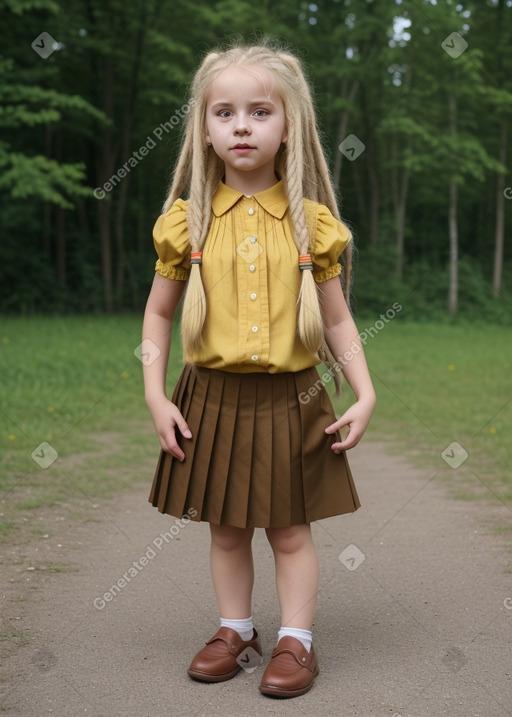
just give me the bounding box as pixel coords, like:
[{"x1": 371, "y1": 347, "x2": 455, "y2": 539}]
[
  {"x1": 324, "y1": 399, "x2": 375, "y2": 452},
  {"x1": 148, "y1": 397, "x2": 192, "y2": 461}
]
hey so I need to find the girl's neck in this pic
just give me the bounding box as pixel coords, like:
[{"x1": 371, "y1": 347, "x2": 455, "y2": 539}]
[{"x1": 223, "y1": 167, "x2": 280, "y2": 196}]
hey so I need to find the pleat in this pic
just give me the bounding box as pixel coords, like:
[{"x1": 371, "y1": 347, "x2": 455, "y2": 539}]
[
  {"x1": 184, "y1": 370, "x2": 222, "y2": 519},
  {"x1": 159, "y1": 364, "x2": 203, "y2": 516},
  {"x1": 269, "y1": 374, "x2": 288, "y2": 525},
  {"x1": 178, "y1": 363, "x2": 196, "y2": 419},
  {"x1": 247, "y1": 374, "x2": 273, "y2": 527},
  {"x1": 149, "y1": 364, "x2": 194, "y2": 513},
  {"x1": 297, "y1": 368, "x2": 361, "y2": 522},
  {"x1": 287, "y1": 372, "x2": 307, "y2": 525},
  {"x1": 201, "y1": 374, "x2": 238, "y2": 525},
  {"x1": 220, "y1": 373, "x2": 256, "y2": 527},
  {"x1": 148, "y1": 364, "x2": 360, "y2": 528}
]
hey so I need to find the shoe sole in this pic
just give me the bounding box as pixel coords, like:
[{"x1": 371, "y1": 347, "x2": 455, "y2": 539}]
[
  {"x1": 259, "y1": 664, "x2": 319, "y2": 698},
  {"x1": 187, "y1": 666, "x2": 241, "y2": 683}
]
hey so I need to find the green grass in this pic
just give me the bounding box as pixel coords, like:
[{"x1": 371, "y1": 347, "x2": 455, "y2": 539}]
[
  {"x1": 331, "y1": 319, "x2": 512, "y2": 504},
  {"x1": 0, "y1": 315, "x2": 184, "y2": 536},
  {"x1": 1, "y1": 315, "x2": 511, "y2": 539}
]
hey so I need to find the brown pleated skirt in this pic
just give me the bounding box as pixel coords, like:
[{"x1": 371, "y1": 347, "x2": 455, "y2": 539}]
[{"x1": 149, "y1": 363, "x2": 360, "y2": 529}]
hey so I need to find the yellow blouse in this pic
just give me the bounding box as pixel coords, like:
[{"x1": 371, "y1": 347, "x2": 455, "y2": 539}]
[{"x1": 153, "y1": 179, "x2": 351, "y2": 373}]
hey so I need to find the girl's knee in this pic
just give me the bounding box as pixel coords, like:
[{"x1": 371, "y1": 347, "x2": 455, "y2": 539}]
[
  {"x1": 265, "y1": 524, "x2": 312, "y2": 554},
  {"x1": 210, "y1": 524, "x2": 253, "y2": 551}
]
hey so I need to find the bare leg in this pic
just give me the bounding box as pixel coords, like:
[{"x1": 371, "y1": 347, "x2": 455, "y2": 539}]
[
  {"x1": 209, "y1": 524, "x2": 255, "y2": 618},
  {"x1": 265, "y1": 524, "x2": 319, "y2": 630}
]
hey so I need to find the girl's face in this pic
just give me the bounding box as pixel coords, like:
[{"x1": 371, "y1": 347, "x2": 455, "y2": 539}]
[{"x1": 205, "y1": 65, "x2": 287, "y2": 191}]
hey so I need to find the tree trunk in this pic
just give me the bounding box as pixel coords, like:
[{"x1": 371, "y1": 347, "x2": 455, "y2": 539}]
[
  {"x1": 42, "y1": 125, "x2": 52, "y2": 255},
  {"x1": 114, "y1": 16, "x2": 147, "y2": 307},
  {"x1": 493, "y1": 120, "x2": 507, "y2": 297},
  {"x1": 352, "y1": 160, "x2": 365, "y2": 234},
  {"x1": 332, "y1": 81, "x2": 359, "y2": 190},
  {"x1": 367, "y1": 132, "x2": 379, "y2": 245},
  {"x1": 448, "y1": 94, "x2": 458, "y2": 316},
  {"x1": 448, "y1": 180, "x2": 458, "y2": 316},
  {"x1": 98, "y1": 57, "x2": 115, "y2": 313},
  {"x1": 56, "y1": 207, "x2": 66, "y2": 286},
  {"x1": 396, "y1": 169, "x2": 410, "y2": 279},
  {"x1": 54, "y1": 130, "x2": 66, "y2": 286}
]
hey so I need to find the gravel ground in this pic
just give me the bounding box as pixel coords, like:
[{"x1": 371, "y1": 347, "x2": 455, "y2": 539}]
[{"x1": 1, "y1": 440, "x2": 511, "y2": 716}]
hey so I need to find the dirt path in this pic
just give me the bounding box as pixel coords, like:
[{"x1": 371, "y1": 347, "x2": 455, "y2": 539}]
[{"x1": 1, "y1": 440, "x2": 511, "y2": 717}]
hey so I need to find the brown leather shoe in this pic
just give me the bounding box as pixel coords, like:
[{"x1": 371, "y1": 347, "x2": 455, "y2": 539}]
[
  {"x1": 187, "y1": 627, "x2": 262, "y2": 683},
  {"x1": 259, "y1": 636, "x2": 319, "y2": 697}
]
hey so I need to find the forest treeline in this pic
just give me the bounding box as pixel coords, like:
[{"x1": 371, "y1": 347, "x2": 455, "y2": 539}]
[{"x1": 1, "y1": 0, "x2": 511, "y2": 321}]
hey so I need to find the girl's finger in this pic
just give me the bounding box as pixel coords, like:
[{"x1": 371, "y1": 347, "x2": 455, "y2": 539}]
[
  {"x1": 331, "y1": 428, "x2": 361, "y2": 452},
  {"x1": 161, "y1": 432, "x2": 186, "y2": 462},
  {"x1": 324, "y1": 417, "x2": 346, "y2": 434},
  {"x1": 174, "y1": 414, "x2": 192, "y2": 439}
]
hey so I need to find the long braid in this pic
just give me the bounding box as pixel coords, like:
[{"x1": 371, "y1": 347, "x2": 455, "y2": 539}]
[
  {"x1": 283, "y1": 108, "x2": 324, "y2": 354},
  {"x1": 162, "y1": 119, "x2": 193, "y2": 212}
]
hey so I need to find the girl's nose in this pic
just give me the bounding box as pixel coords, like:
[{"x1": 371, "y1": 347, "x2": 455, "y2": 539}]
[{"x1": 234, "y1": 118, "x2": 250, "y2": 135}]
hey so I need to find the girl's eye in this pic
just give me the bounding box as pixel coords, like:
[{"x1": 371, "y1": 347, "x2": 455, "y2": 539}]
[
  {"x1": 218, "y1": 110, "x2": 232, "y2": 118},
  {"x1": 254, "y1": 109, "x2": 269, "y2": 117}
]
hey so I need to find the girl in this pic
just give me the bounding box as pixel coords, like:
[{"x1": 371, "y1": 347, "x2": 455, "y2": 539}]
[{"x1": 142, "y1": 41, "x2": 376, "y2": 698}]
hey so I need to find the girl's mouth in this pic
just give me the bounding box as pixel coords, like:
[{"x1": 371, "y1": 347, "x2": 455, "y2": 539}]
[{"x1": 232, "y1": 144, "x2": 254, "y2": 154}]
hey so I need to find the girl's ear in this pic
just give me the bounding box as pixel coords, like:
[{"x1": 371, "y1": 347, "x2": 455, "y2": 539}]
[
  {"x1": 205, "y1": 131, "x2": 211, "y2": 146},
  {"x1": 282, "y1": 127, "x2": 288, "y2": 143}
]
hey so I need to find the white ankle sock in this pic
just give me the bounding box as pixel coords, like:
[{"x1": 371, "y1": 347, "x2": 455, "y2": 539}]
[
  {"x1": 220, "y1": 616, "x2": 254, "y2": 641},
  {"x1": 278, "y1": 626, "x2": 312, "y2": 652}
]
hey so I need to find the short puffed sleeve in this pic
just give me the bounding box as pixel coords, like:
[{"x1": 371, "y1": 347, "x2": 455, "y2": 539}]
[
  {"x1": 153, "y1": 198, "x2": 191, "y2": 281},
  {"x1": 311, "y1": 204, "x2": 351, "y2": 283}
]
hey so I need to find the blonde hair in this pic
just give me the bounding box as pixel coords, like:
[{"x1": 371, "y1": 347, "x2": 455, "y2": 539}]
[{"x1": 162, "y1": 39, "x2": 352, "y2": 393}]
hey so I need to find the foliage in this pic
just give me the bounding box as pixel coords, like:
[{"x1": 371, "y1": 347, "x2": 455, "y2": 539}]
[{"x1": 0, "y1": 0, "x2": 510, "y2": 318}]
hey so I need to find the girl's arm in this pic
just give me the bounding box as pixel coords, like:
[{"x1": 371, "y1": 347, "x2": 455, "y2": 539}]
[
  {"x1": 142, "y1": 273, "x2": 191, "y2": 461},
  {"x1": 319, "y1": 276, "x2": 377, "y2": 452}
]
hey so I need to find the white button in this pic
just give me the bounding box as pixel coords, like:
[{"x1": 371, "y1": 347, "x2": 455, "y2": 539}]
[
  {"x1": 249, "y1": 264, "x2": 256, "y2": 272},
  {"x1": 249, "y1": 236, "x2": 257, "y2": 244},
  {"x1": 250, "y1": 292, "x2": 257, "y2": 300},
  {"x1": 251, "y1": 325, "x2": 258, "y2": 332},
  {"x1": 251, "y1": 354, "x2": 259, "y2": 361},
  {"x1": 248, "y1": 208, "x2": 254, "y2": 215}
]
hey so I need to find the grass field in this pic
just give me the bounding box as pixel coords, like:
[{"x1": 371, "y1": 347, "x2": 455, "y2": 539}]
[{"x1": 1, "y1": 315, "x2": 511, "y2": 539}]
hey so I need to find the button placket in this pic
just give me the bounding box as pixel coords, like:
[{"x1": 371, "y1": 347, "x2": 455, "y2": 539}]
[{"x1": 236, "y1": 200, "x2": 263, "y2": 365}]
